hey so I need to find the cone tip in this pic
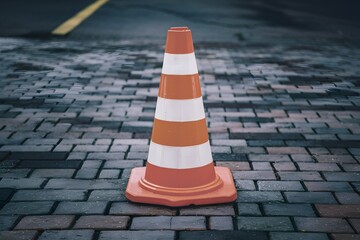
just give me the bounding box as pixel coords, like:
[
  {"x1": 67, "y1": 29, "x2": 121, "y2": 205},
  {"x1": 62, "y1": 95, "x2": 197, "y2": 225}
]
[{"x1": 169, "y1": 26, "x2": 190, "y2": 32}]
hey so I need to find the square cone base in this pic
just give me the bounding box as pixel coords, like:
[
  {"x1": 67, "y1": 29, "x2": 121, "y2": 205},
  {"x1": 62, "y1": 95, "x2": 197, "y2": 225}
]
[{"x1": 125, "y1": 166, "x2": 237, "y2": 207}]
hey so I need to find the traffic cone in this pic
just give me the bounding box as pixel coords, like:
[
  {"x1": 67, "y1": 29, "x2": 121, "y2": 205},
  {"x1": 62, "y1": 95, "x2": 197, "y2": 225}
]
[{"x1": 125, "y1": 27, "x2": 237, "y2": 207}]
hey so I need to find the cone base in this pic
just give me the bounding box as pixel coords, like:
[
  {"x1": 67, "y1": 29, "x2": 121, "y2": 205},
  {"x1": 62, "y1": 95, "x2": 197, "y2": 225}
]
[{"x1": 125, "y1": 166, "x2": 237, "y2": 207}]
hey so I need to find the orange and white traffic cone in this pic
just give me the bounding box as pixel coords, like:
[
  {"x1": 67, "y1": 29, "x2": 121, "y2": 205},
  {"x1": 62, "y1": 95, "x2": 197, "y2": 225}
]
[{"x1": 125, "y1": 27, "x2": 237, "y2": 207}]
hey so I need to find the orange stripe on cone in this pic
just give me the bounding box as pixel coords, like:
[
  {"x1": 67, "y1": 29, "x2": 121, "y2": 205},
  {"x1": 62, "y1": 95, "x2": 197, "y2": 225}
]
[
  {"x1": 165, "y1": 27, "x2": 194, "y2": 54},
  {"x1": 144, "y1": 162, "x2": 216, "y2": 188},
  {"x1": 152, "y1": 118, "x2": 208, "y2": 147},
  {"x1": 159, "y1": 74, "x2": 202, "y2": 99}
]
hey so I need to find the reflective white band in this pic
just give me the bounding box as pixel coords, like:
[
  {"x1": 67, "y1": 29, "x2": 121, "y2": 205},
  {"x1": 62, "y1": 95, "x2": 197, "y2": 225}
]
[
  {"x1": 147, "y1": 141, "x2": 213, "y2": 169},
  {"x1": 162, "y1": 53, "x2": 198, "y2": 75},
  {"x1": 154, "y1": 97, "x2": 205, "y2": 122}
]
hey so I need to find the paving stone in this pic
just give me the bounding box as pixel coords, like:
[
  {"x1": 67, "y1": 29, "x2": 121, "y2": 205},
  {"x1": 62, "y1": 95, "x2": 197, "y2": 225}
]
[
  {"x1": 31, "y1": 169, "x2": 75, "y2": 178},
  {"x1": 264, "y1": 204, "x2": 316, "y2": 216},
  {"x1": 88, "y1": 190, "x2": 126, "y2": 201},
  {"x1": 110, "y1": 202, "x2": 175, "y2": 216},
  {"x1": 315, "y1": 204, "x2": 360, "y2": 218},
  {"x1": 8, "y1": 152, "x2": 67, "y2": 161},
  {"x1": 323, "y1": 172, "x2": 360, "y2": 181},
  {"x1": 54, "y1": 201, "x2": 107, "y2": 215},
  {"x1": 237, "y1": 191, "x2": 284, "y2": 203},
  {"x1": 270, "y1": 232, "x2": 330, "y2": 240},
  {"x1": 99, "y1": 230, "x2": 175, "y2": 240},
  {"x1": 45, "y1": 179, "x2": 125, "y2": 189},
  {"x1": 103, "y1": 160, "x2": 144, "y2": 169},
  {"x1": 18, "y1": 160, "x2": 82, "y2": 169},
  {"x1": 98, "y1": 169, "x2": 120, "y2": 178},
  {"x1": 278, "y1": 172, "x2": 323, "y2": 181},
  {"x1": 249, "y1": 154, "x2": 291, "y2": 162},
  {"x1": 87, "y1": 152, "x2": 125, "y2": 160},
  {"x1": 305, "y1": 182, "x2": 353, "y2": 191},
  {"x1": 180, "y1": 204, "x2": 235, "y2": 216},
  {"x1": 335, "y1": 192, "x2": 360, "y2": 204},
  {"x1": 75, "y1": 168, "x2": 99, "y2": 179},
  {"x1": 295, "y1": 217, "x2": 353, "y2": 233},
  {"x1": 315, "y1": 155, "x2": 356, "y2": 163},
  {"x1": 297, "y1": 163, "x2": 341, "y2": 171},
  {"x1": 38, "y1": 230, "x2": 94, "y2": 240},
  {"x1": 0, "y1": 169, "x2": 31, "y2": 178},
  {"x1": 11, "y1": 190, "x2": 87, "y2": 201},
  {"x1": 0, "y1": 188, "x2": 14, "y2": 201},
  {"x1": 258, "y1": 181, "x2": 304, "y2": 191},
  {"x1": 216, "y1": 161, "x2": 250, "y2": 171},
  {"x1": 0, "y1": 216, "x2": 18, "y2": 230},
  {"x1": 209, "y1": 216, "x2": 233, "y2": 230},
  {"x1": 237, "y1": 217, "x2": 293, "y2": 231},
  {"x1": 74, "y1": 215, "x2": 129, "y2": 229},
  {"x1": 349, "y1": 219, "x2": 360, "y2": 233},
  {"x1": 236, "y1": 180, "x2": 256, "y2": 190},
  {"x1": 273, "y1": 162, "x2": 298, "y2": 172},
  {"x1": 0, "y1": 178, "x2": 45, "y2": 189},
  {"x1": 131, "y1": 216, "x2": 171, "y2": 230},
  {"x1": 170, "y1": 216, "x2": 206, "y2": 230},
  {"x1": 233, "y1": 171, "x2": 276, "y2": 180},
  {"x1": 15, "y1": 215, "x2": 74, "y2": 230},
  {"x1": 285, "y1": 192, "x2": 337, "y2": 204},
  {"x1": 252, "y1": 162, "x2": 272, "y2": 170},
  {"x1": 267, "y1": 147, "x2": 307, "y2": 154},
  {"x1": 0, "y1": 230, "x2": 37, "y2": 240},
  {"x1": 237, "y1": 203, "x2": 262, "y2": 216},
  {"x1": 331, "y1": 234, "x2": 360, "y2": 240},
  {"x1": 178, "y1": 231, "x2": 269, "y2": 240},
  {"x1": 0, "y1": 202, "x2": 54, "y2": 215},
  {"x1": 291, "y1": 154, "x2": 314, "y2": 162}
]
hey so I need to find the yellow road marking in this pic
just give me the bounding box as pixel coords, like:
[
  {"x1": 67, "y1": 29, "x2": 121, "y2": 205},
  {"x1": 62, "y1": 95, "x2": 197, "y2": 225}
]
[{"x1": 52, "y1": 0, "x2": 108, "y2": 35}]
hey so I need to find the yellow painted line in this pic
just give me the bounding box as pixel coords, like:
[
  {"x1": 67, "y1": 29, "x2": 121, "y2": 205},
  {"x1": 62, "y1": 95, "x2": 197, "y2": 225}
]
[{"x1": 52, "y1": 0, "x2": 108, "y2": 35}]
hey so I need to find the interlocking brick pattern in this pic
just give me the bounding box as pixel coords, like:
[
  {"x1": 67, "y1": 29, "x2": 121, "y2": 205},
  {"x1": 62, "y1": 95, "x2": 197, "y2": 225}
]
[{"x1": 0, "y1": 37, "x2": 359, "y2": 240}]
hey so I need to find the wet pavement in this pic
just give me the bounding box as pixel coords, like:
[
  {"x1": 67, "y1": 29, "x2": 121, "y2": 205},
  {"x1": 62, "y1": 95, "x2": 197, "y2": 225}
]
[{"x1": 0, "y1": 0, "x2": 360, "y2": 240}]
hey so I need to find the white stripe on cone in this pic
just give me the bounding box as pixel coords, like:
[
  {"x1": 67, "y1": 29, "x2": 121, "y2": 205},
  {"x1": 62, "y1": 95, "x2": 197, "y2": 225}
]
[
  {"x1": 147, "y1": 141, "x2": 213, "y2": 169},
  {"x1": 155, "y1": 96, "x2": 205, "y2": 122},
  {"x1": 162, "y1": 53, "x2": 198, "y2": 75}
]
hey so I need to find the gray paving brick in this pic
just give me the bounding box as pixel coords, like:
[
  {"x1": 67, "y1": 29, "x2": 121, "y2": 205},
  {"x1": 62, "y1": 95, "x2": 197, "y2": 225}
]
[
  {"x1": 178, "y1": 231, "x2": 269, "y2": 240},
  {"x1": 237, "y1": 191, "x2": 284, "y2": 203},
  {"x1": 54, "y1": 201, "x2": 107, "y2": 215},
  {"x1": 0, "y1": 178, "x2": 45, "y2": 189},
  {"x1": 45, "y1": 179, "x2": 125, "y2": 189},
  {"x1": 270, "y1": 232, "x2": 330, "y2": 240},
  {"x1": 295, "y1": 217, "x2": 353, "y2": 233},
  {"x1": 209, "y1": 216, "x2": 233, "y2": 230},
  {"x1": 88, "y1": 190, "x2": 126, "y2": 201},
  {"x1": 264, "y1": 203, "x2": 316, "y2": 216},
  {"x1": 180, "y1": 204, "x2": 235, "y2": 216},
  {"x1": 11, "y1": 190, "x2": 87, "y2": 201},
  {"x1": 131, "y1": 216, "x2": 171, "y2": 230},
  {"x1": 285, "y1": 192, "x2": 337, "y2": 204},
  {"x1": 258, "y1": 181, "x2": 304, "y2": 191},
  {"x1": 0, "y1": 216, "x2": 18, "y2": 230},
  {"x1": 38, "y1": 230, "x2": 94, "y2": 240},
  {"x1": 15, "y1": 215, "x2": 74, "y2": 230},
  {"x1": 0, "y1": 230, "x2": 37, "y2": 240},
  {"x1": 304, "y1": 181, "x2": 353, "y2": 191},
  {"x1": 237, "y1": 203, "x2": 262, "y2": 216},
  {"x1": 0, "y1": 202, "x2": 54, "y2": 215},
  {"x1": 237, "y1": 217, "x2": 293, "y2": 231},
  {"x1": 110, "y1": 202, "x2": 175, "y2": 216},
  {"x1": 99, "y1": 230, "x2": 175, "y2": 240},
  {"x1": 278, "y1": 172, "x2": 323, "y2": 181}
]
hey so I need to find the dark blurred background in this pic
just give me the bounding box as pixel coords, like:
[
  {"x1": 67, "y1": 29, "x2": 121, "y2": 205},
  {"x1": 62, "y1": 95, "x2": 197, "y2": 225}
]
[{"x1": 0, "y1": 0, "x2": 359, "y2": 45}]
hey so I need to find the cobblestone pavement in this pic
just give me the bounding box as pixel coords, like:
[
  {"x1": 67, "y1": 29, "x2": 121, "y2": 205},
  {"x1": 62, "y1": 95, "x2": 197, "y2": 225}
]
[{"x1": 0, "y1": 33, "x2": 360, "y2": 240}]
